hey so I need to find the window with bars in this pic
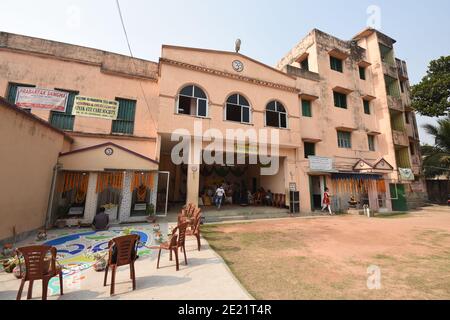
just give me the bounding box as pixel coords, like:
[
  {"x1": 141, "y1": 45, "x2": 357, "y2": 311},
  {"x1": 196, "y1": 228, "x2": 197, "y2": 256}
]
[
  {"x1": 301, "y1": 100, "x2": 312, "y2": 117},
  {"x1": 337, "y1": 131, "x2": 352, "y2": 149},
  {"x1": 112, "y1": 98, "x2": 136, "y2": 135},
  {"x1": 333, "y1": 91, "x2": 347, "y2": 109},
  {"x1": 304, "y1": 142, "x2": 316, "y2": 159},
  {"x1": 363, "y1": 99, "x2": 371, "y2": 115},
  {"x1": 50, "y1": 89, "x2": 78, "y2": 131},
  {"x1": 330, "y1": 56, "x2": 343, "y2": 73},
  {"x1": 368, "y1": 135, "x2": 376, "y2": 151}
]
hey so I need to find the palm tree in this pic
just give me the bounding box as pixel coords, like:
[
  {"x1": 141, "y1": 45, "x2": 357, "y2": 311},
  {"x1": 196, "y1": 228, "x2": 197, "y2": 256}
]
[{"x1": 421, "y1": 116, "x2": 450, "y2": 178}]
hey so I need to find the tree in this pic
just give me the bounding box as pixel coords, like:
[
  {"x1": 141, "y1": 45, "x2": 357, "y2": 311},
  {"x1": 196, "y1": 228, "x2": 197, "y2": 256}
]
[
  {"x1": 421, "y1": 116, "x2": 450, "y2": 178},
  {"x1": 411, "y1": 56, "x2": 450, "y2": 117}
]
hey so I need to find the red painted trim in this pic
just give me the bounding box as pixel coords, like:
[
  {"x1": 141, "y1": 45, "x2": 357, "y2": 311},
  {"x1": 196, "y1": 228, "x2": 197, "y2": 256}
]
[{"x1": 59, "y1": 142, "x2": 159, "y2": 165}]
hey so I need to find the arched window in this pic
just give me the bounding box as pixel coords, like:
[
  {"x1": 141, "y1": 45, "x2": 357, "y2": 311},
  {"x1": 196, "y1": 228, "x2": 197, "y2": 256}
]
[
  {"x1": 265, "y1": 101, "x2": 287, "y2": 128},
  {"x1": 225, "y1": 94, "x2": 251, "y2": 124},
  {"x1": 177, "y1": 85, "x2": 208, "y2": 117}
]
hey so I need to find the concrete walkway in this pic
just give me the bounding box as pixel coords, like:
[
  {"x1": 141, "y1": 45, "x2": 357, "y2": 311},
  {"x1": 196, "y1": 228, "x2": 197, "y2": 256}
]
[{"x1": 0, "y1": 224, "x2": 252, "y2": 300}]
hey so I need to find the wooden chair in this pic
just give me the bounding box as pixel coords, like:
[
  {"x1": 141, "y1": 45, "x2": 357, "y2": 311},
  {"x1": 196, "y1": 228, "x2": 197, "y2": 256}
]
[
  {"x1": 186, "y1": 213, "x2": 202, "y2": 251},
  {"x1": 156, "y1": 222, "x2": 188, "y2": 271},
  {"x1": 254, "y1": 192, "x2": 263, "y2": 206},
  {"x1": 273, "y1": 194, "x2": 280, "y2": 207},
  {"x1": 16, "y1": 245, "x2": 63, "y2": 300},
  {"x1": 279, "y1": 194, "x2": 286, "y2": 208},
  {"x1": 103, "y1": 234, "x2": 139, "y2": 296}
]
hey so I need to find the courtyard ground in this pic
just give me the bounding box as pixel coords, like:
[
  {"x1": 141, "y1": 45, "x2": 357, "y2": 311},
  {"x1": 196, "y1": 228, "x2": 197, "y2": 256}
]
[
  {"x1": 0, "y1": 223, "x2": 252, "y2": 300},
  {"x1": 203, "y1": 205, "x2": 450, "y2": 300}
]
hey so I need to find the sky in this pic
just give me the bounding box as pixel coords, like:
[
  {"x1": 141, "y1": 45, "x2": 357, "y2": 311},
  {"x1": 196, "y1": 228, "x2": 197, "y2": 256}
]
[{"x1": 0, "y1": 0, "x2": 448, "y2": 144}]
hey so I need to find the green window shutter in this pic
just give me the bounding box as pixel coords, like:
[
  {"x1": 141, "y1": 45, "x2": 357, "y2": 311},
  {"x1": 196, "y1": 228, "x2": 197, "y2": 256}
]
[
  {"x1": 50, "y1": 90, "x2": 77, "y2": 131},
  {"x1": 359, "y1": 67, "x2": 366, "y2": 80},
  {"x1": 337, "y1": 131, "x2": 352, "y2": 149},
  {"x1": 368, "y1": 135, "x2": 375, "y2": 151},
  {"x1": 330, "y1": 57, "x2": 343, "y2": 72},
  {"x1": 302, "y1": 100, "x2": 312, "y2": 117},
  {"x1": 112, "y1": 98, "x2": 136, "y2": 135},
  {"x1": 304, "y1": 142, "x2": 316, "y2": 158},
  {"x1": 363, "y1": 100, "x2": 371, "y2": 115},
  {"x1": 334, "y1": 92, "x2": 347, "y2": 109},
  {"x1": 7, "y1": 83, "x2": 35, "y2": 104}
]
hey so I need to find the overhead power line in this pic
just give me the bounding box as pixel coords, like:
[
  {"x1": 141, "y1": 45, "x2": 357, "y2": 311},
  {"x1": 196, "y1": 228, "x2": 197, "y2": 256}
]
[{"x1": 115, "y1": 0, "x2": 157, "y2": 129}]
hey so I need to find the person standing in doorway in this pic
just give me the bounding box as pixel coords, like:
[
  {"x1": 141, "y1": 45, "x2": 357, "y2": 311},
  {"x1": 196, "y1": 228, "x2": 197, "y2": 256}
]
[
  {"x1": 322, "y1": 188, "x2": 334, "y2": 215},
  {"x1": 215, "y1": 185, "x2": 226, "y2": 210}
]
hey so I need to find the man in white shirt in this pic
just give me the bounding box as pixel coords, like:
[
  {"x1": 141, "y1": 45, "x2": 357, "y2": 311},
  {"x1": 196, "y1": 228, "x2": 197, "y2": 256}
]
[{"x1": 215, "y1": 185, "x2": 226, "y2": 210}]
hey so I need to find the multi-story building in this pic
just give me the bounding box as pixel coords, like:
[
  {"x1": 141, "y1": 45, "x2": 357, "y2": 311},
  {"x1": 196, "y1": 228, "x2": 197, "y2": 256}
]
[{"x1": 0, "y1": 27, "x2": 427, "y2": 240}]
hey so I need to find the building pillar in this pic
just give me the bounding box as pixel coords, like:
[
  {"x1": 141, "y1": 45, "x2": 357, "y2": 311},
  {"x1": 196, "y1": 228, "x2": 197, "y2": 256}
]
[
  {"x1": 384, "y1": 180, "x2": 393, "y2": 212},
  {"x1": 368, "y1": 180, "x2": 379, "y2": 211},
  {"x1": 186, "y1": 164, "x2": 200, "y2": 206},
  {"x1": 174, "y1": 164, "x2": 182, "y2": 202},
  {"x1": 186, "y1": 139, "x2": 201, "y2": 206},
  {"x1": 119, "y1": 171, "x2": 132, "y2": 222},
  {"x1": 83, "y1": 172, "x2": 98, "y2": 224}
]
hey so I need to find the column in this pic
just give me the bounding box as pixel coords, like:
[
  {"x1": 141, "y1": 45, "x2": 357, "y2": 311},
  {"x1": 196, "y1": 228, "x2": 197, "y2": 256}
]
[
  {"x1": 118, "y1": 171, "x2": 132, "y2": 222},
  {"x1": 186, "y1": 164, "x2": 200, "y2": 206},
  {"x1": 83, "y1": 172, "x2": 98, "y2": 224},
  {"x1": 186, "y1": 140, "x2": 201, "y2": 206}
]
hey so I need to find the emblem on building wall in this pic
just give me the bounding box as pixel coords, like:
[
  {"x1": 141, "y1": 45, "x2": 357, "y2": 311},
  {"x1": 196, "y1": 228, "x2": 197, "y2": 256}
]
[
  {"x1": 232, "y1": 60, "x2": 244, "y2": 72},
  {"x1": 105, "y1": 147, "x2": 114, "y2": 156}
]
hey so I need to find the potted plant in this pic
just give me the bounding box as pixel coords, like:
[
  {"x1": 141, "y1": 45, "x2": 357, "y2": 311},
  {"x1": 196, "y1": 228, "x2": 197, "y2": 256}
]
[
  {"x1": 146, "y1": 203, "x2": 156, "y2": 223},
  {"x1": 102, "y1": 203, "x2": 119, "y2": 218},
  {"x1": 85, "y1": 251, "x2": 107, "y2": 272},
  {"x1": 2, "y1": 244, "x2": 14, "y2": 258}
]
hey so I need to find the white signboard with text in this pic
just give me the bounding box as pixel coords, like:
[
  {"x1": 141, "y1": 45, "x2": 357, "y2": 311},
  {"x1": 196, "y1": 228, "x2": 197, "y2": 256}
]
[{"x1": 309, "y1": 156, "x2": 335, "y2": 172}]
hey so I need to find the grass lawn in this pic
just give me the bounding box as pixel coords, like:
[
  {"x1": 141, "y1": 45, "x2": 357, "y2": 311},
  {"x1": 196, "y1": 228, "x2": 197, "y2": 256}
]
[{"x1": 203, "y1": 207, "x2": 450, "y2": 300}]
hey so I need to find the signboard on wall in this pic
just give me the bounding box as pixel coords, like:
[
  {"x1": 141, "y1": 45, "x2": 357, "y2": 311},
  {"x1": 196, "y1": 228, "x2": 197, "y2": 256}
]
[
  {"x1": 15, "y1": 87, "x2": 69, "y2": 112},
  {"x1": 399, "y1": 168, "x2": 415, "y2": 181},
  {"x1": 309, "y1": 156, "x2": 334, "y2": 172},
  {"x1": 72, "y1": 96, "x2": 119, "y2": 120}
]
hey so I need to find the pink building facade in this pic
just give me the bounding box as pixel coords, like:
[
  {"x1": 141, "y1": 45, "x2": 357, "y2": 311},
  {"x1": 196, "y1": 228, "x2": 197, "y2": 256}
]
[{"x1": 0, "y1": 27, "x2": 427, "y2": 235}]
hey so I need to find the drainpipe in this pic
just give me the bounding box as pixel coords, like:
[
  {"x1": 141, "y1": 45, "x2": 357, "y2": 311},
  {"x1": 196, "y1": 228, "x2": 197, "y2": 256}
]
[{"x1": 45, "y1": 163, "x2": 62, "y2": 230}]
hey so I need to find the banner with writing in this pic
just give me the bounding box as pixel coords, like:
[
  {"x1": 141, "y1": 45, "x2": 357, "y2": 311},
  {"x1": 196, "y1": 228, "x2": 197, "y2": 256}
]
[
  {"x1": 15, "y1": 87, "x2": 69, "y2": 112},
  {"x1": 72, "y1": 96, "x2": 119, "y2": 120}
]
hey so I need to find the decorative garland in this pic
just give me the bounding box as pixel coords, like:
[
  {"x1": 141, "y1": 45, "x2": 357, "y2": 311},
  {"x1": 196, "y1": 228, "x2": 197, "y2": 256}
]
[
  {"x1": 131, "y1": 172, "x2": 154, "y2": 192},
  {"x1": 96, "y1": 172, "x2": 124, "y2": 193},
  {"x1": 59, "y1": 172, "x2": 89, "y2": 194}
]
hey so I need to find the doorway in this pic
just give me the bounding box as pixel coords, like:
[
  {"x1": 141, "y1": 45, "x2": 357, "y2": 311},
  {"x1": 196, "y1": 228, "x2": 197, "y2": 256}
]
[
  {"x1": 310, "y1": 176, "x2": 326, "y2": 211},
  {"x1": 156, "y1": 171, "x2": 170, "y2": 216},
  {"x1": 390, "y1": 184, "x2": 407, "y2": 211}
]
